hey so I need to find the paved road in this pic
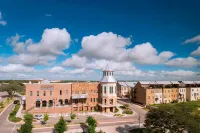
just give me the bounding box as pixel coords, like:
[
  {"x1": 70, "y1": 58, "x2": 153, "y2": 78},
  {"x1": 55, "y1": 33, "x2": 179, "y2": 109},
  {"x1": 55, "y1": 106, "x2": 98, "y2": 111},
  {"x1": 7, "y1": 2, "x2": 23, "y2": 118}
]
[
  {"x1": 0, "y1": 103, "x2": 16, "y2": 133},
  {"x1": 117, "y1": 99, "x2": 147, "y2": 122},
  {"x1": 32, "y1": 122, "x2": 139, "y2": 133}
]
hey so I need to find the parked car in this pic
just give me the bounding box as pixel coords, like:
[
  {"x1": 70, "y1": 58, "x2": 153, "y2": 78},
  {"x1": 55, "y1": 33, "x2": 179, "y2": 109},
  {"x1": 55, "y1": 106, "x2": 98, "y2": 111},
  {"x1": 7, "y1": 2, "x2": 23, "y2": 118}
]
[
  {"x1": 13, "y1": 100, "x2": 20, "y2": 104},
  {"x1": 34, "y1": 114, "x2": 43, "y2": 120}
]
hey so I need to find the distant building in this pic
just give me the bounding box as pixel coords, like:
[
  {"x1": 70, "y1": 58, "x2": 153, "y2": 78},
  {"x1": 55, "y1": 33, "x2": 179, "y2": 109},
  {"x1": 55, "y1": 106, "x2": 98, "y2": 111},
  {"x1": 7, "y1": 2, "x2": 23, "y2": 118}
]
[{"x1": 117, "y1": 82, "x2": 136, "y2": 98}]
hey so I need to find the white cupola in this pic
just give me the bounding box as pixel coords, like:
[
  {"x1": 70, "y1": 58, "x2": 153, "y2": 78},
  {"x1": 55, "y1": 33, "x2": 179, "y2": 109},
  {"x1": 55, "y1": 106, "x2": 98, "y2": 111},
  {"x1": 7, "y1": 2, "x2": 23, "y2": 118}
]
[{"x1": 100, "y1": 64, "x2": 117, "y2": 83}]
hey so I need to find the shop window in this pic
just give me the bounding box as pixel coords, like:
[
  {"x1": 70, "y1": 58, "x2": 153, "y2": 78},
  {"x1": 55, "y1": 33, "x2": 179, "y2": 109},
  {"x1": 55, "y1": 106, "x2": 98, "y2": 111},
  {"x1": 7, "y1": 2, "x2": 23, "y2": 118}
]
[
  {"x1": 42, "y1": 101, "x2": 47, "y2": 107},
  {"x1": 65, "y1": 99, "x2": 69, "y2": 105},
  {"x1": 49, "y1": 100, "x2": 53, "y2": 107},
  {"x1": 36, "y1": 101, "x2": 40, "y2": 108},
  {"x1": 59, "y1": 99, "x2": 63, "y2": 106}
]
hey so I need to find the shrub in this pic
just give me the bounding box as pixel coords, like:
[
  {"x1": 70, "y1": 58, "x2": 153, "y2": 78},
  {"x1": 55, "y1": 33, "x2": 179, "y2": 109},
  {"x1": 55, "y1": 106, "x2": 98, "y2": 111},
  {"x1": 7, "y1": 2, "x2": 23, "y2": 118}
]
[
  {"x1": 171, "y1": 100, "x2": 178, "y2": 103},
  {"x1": 124, "y1": 104, "x2": 129, "y2": 108},
  {"x1": 0, "y1": 102, "x2": 4, "y2": 108},
  {"x1": 70, "y1": 113, "x2": 76, "y2": 120},
  {"x1": 123, "y1": 109, "x2": 133, "y2": 115},
  {"x1": 119, "y1": 106, "x2": 126, "y2": 109},
  {"x1": 114, "y1": 114, "x2": 123, "y2": 117},
  {"x1": 9, "y1": 104, "x2": 22, "y2": 122},
  {"x1": 19, "y1": 122, "x2": 33, "y2": 133},
  {"x1": 43, "y1": 113, "x2": 49, "y2": 123},
  {"x1": 114, "y1": 108, "x2": 119, "y2": 113},
  {"x1": 86, "y1": 116, "x2": 97, "y2": 127}
]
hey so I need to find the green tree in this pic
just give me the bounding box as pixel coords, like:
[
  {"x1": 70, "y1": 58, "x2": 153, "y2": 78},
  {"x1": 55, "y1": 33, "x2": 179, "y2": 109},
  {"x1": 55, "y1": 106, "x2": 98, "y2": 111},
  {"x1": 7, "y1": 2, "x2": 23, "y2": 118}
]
[
  {"x1": 54, "y1": 116, "x2": 68, "y2": 133},
  {"x1": 144, "y1": 105, "x2": 200, "y2": 133},
  {"x1": 24, "y1": 114, "x2": 33, "y2": 124},
  {"x1": 19, "y1": 122, "x2": 33, "y2": 133},
  {"x1": 19, "y1": 114, "x2": 33, "y2": 133},
  {"x1": 0, "y1": 81, "x2": 24, "y2": 98},
  {"x1": 43, "y1": 113, "x2": 49, "y2": 123},
  {"x1": 86, "y1": 116, "x2": 97, "y2": 133}
]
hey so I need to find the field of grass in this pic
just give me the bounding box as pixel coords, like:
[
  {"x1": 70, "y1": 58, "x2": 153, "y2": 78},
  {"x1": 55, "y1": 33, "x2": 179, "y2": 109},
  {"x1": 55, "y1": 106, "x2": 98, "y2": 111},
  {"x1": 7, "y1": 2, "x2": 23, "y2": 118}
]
[
  {"x1": 150, "y1": 101, "x2": 200, "y2": 113},
  {"x1": 0, "y1": 98, "x2": 15, "y2": 113}
]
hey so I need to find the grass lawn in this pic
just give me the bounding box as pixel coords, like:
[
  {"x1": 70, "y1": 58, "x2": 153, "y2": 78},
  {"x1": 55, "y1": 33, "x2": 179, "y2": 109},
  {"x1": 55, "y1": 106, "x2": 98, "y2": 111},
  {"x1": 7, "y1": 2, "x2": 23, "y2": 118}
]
[
  {"x1": 9, "y1": 103, "x2": 22, "y2": 122},
  {"x1": 150, "y1": 101, "x2": 200, "y2": 113},
  {"x1": 0, "y1": 98, "x2": 15, "y2": 113}
]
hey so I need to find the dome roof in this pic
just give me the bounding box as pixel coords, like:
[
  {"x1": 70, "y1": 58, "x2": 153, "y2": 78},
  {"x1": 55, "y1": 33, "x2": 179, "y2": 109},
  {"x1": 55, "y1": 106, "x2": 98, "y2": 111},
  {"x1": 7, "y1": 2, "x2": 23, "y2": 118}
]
[{"x1": 100, "y1": 75, "x2": 117, "y2": 83}]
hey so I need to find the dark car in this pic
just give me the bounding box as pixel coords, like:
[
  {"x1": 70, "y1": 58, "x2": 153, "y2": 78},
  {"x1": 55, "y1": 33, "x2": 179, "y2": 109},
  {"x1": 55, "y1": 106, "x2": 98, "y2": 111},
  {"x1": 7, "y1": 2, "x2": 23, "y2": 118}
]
[{"x1": 13, "y1": 100, "x2": 20, "y2": 104}]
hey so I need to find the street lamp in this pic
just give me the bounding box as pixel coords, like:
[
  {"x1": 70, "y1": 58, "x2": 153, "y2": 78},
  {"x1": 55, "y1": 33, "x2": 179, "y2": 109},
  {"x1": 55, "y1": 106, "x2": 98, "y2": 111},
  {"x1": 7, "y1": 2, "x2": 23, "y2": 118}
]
[{"x1": 138, "y1": 114, "x2": 141, "y2": 128}]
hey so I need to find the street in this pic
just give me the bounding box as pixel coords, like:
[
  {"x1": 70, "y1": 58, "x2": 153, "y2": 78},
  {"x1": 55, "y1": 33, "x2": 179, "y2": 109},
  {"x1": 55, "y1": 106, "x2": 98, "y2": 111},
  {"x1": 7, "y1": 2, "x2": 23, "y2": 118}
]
[
  {"x1": 0, "y1": 103, "x2": 16, "y2": 133},
  {"x1": 0, "y1": 96, "x2": 147, "y2": 133}
]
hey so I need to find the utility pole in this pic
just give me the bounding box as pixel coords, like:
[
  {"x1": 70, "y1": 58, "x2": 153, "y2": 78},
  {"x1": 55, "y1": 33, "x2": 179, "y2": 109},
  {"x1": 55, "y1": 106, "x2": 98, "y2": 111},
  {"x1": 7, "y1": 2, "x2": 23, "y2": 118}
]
[{"x1": 138, "y1": 114, "x2": 141, "y2": 128}]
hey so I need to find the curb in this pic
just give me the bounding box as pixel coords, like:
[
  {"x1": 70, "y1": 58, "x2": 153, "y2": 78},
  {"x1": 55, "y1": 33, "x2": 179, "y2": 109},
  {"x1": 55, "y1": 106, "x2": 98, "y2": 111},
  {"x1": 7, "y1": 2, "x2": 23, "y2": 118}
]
[
  {"x1": 0, "y1": 102, "x2": 13, "y2": 116},
  {"x1": 33, "y1": 120, "x2": 141, "y2": 130}
]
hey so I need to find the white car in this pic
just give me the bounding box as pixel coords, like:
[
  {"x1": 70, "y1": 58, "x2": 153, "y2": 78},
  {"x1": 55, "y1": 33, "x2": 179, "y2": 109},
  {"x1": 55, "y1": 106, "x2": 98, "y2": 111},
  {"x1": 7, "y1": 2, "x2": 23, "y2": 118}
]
[{"x1": 34, "y1": 114, "x2": 43, "y2": 120}]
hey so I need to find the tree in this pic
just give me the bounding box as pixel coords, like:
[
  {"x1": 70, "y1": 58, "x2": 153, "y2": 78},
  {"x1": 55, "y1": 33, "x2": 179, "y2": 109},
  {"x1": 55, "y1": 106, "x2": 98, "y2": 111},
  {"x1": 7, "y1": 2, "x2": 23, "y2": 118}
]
[
  {"x1": 19, "y1": 114, "x2": 33, "y2": 133},
  {"x1": 0, "y1": 81, "x2": 24, "y2": 98},
  {"x1": 19, "y1": 122, "x2": 33, "y2": 133},
  {"x1": 144, "y1": 105, "x2": 200, "y2": 133},
  {"x1": 24, "y1": 114, "x2": 33, "y2": 124},
  {"x1": 86, "y1": 116, "x2": 97, "y2": 133},
  {"x1": 43, "y1": 113, "x2": 49, "y2": 124},
  {"x1": 54, "y1": 116, "x2": 68, "y2": 133}
]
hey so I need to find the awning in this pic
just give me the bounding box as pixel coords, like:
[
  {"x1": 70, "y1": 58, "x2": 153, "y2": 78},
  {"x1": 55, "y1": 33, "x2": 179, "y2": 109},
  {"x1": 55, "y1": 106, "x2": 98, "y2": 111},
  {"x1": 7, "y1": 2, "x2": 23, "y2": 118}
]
[{"x1": 72, "y1": 94, "x2": 88, "y2": 99}]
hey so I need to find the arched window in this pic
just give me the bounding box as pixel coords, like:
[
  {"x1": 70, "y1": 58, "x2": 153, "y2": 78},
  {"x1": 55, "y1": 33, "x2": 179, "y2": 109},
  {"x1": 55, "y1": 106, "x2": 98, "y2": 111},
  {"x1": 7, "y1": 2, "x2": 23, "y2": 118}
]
[
  {"x1": 49, "y1": 100, "x2": 53, "y2": 107},
  {"x1": 65, "y1": 99, "x2": 69, "y2": 105},
  {"x1": 59, "y1": 99, "x2": 63, "y2": 106},
  {"x1": 36, "y1": 101, "x2": 40, "y2": 108},
  {"x1": 42, "y1": 101, "x2": 47, "y2": 107}
]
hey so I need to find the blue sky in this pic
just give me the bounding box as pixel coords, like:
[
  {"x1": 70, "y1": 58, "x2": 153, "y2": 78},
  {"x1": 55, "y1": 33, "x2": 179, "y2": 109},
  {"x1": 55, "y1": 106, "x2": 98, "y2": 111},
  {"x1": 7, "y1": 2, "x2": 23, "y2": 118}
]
[{"x1": 0, "y1": 0, "x2": 200, "y2": 80}]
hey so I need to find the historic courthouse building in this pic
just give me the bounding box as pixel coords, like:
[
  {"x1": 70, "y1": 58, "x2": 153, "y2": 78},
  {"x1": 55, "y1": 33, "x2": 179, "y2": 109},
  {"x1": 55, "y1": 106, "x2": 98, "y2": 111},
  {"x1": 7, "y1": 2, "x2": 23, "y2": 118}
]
[{"x1": 25, "y1": 66, "x2": 117, "y2": 114}]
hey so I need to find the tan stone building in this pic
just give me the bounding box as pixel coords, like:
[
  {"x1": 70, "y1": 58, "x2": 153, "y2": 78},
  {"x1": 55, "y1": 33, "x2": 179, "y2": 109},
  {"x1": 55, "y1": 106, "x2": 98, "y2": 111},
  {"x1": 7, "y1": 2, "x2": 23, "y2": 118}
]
[
  {"x1": 117, "y1": 82, "x2": 136, "y2": 98},
  {"x1": 71, "y1": 82, "x2": 99, "y2": 113},
  {"x1": 133, "y1": 81, "x2": 179, "y2": 105},
  {"x1": 185, "y1": 81, "x2": 200, "y2": 101}
]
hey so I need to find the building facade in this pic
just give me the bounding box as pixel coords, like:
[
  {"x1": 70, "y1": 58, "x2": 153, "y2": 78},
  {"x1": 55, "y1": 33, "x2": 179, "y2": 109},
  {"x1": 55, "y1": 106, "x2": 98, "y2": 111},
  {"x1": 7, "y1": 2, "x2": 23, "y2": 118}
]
[
  {"x1": 71, "y1": 82, "x2": 99, "y2": 112},
  {"x1": 25, "y1": 80, "x2": 72, "y2": 114},
  {"x1": 98, "y1": 66, "x2": 117, "y2": 113},
  {"x1": 117, "y1": 82, "x2": 136, "y2": 98},
  {"x1": 25, "y1": 66, "x2": 118, "y2": 114}
]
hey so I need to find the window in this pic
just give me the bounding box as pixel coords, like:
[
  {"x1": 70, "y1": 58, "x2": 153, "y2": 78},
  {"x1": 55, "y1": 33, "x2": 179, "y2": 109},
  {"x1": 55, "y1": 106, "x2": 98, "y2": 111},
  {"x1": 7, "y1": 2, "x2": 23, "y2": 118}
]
[
  {"x1": 66, "y1": 90, "x2": 68, "y2": 94},
  {"x1": 96, "y1": 98, "x2": 98, "y2": 102},
  {"x1": 75, "y1": 91, "x2": 79, "y2": 94},
  {"x1": 90, "y1": 90, "x2": 92, "y2": 93},
  {"x1": 50, "y1": 90, "x2": 52, "y2": 96},
  {"x1": 94, "y1": 98, "x2": 95, "y2": 102},
  {"x1": 104, "y1": 86, "x2": 106, "y2": 93},
  {"x1": 30, "y1": 91, "x2": 32, "y2": 96},
  {"x1": 148, "y1": 96, "x2": 150, "y2": 99},
  {"x1": 110, "y1": 86, "x2": 113, "y2": 93},
  {"x1": 91, "y1": 98, "x2": 92, "y2": 102},
  {"x1": 60, "y1": 90, "x2": 62, "y2": 95},
  {"x1": 82, "y1": 90, "x2": 86, "y2": 94},
  {"x1": 65, "y1": 99, "x2": 69, "y2": 105},
  {"x1": 37, "y1": 91, "x2": 39, "y2": 96},
  {"x1": 192, "y1": 89, "x2": 194, "y2": 91},
  {"x1": 43, "y1": 91, "x2": 46, "y2": 96}
]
